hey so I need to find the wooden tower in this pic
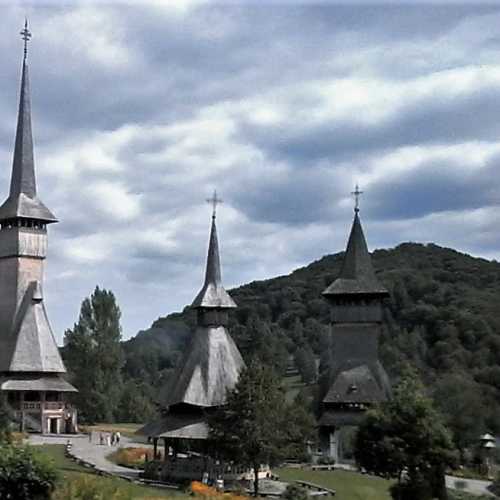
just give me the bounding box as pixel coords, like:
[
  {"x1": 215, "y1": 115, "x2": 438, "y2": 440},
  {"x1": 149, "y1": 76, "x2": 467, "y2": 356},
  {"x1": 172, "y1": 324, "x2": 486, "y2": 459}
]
[
  {"x1": 318, "y1": 187, "x2": 390, "y2": 461},
  {"x1": 139, "y1": 194, "x2": 245, "y2": 481},
  {"x1": 0, "y1": 22, "x2": 77, "y2": 434}
]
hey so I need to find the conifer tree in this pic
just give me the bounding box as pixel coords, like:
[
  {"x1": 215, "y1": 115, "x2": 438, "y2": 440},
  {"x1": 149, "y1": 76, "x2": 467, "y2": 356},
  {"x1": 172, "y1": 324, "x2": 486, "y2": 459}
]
[
  {"x1": 209, "y1": 361, "x2": 287, "y2": 496},
  {"x1": 63, "y1": 287, "x2": 124, "y2": 423}
]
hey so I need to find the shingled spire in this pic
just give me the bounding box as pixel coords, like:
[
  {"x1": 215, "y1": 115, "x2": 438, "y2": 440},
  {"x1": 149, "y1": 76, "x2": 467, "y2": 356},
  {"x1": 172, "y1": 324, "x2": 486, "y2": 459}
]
[
  {"x1": 192, "y1": 192, "x2": 236, "y2": 309},
  {"x1": 139, "y1": 194, "x2": 244, "y2": 443},
  {"x1": 0, "y1": 21, "x2": 56, "y2": 223},
  {"x1": 0, "y1": 23, "x2": 77, "y2": 435},
  {"x1": 323, "y1": 193, "x2": 387, "y2": 297}
]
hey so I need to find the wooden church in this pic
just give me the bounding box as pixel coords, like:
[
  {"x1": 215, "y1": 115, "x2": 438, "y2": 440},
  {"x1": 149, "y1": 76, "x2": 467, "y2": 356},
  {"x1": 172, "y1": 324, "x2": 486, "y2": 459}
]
[
  {"x1": 0, "y1": 23, "x2": 77, "y2": 434},
  {"x1": 138, "y1": 198, "x2": 249, "y2": 481},
  {"x1": 318, "y1": 190, "x2": 391, "y2": 461}
]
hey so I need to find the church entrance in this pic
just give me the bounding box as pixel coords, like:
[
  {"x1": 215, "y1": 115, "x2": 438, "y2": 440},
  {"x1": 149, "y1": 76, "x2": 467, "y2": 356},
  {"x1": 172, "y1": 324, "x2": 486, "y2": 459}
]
[{"x1": 49, "y1": 418, "x2": 59, "y2": 434}]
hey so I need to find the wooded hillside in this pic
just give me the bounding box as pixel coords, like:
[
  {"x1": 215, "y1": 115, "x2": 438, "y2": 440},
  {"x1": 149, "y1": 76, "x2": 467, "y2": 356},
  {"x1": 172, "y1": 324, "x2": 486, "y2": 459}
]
[{"x1": 123, "y1": 242, "x2": 500, "y2": 440}]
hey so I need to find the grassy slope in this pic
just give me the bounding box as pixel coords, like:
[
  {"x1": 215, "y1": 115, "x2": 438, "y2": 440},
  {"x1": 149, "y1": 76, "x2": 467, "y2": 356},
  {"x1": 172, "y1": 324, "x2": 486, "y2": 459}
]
[
  {"x1": 37, "y1": 444, "x2": 189, "y2": 499},
  {"x1": 277, "y1": 467, "x2": 392, "y2": 500}
]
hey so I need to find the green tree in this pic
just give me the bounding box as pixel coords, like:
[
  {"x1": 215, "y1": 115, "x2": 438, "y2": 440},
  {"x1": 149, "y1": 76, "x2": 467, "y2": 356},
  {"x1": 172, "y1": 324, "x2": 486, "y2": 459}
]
[
  {"x1": 294, "y1": 346, "x2": 316, "y2": 384},
  {"x1": 0, "y1": 394, "x2": 13, "y2": 443},
  {"x1": 285, "y1": 396, "x2": 316, "y2": 461},
  {"x1": 0, "y1": 444, "x2": 58, "y2": 499},
  {"x1": 63, "y1": 287, "x2": 124, "y2": 423},
  {"x1": 282, "y1": 484, "x2": 308, "y2": 500},
  {"x1": 433, "y1": 373, "x2": 486, "y2": 461},
  {"x1": 117, "y1": 380, "x2": 156, "y2": 423},
  {"x1": 209, "y1": 361, "x2": 287, "y2": 496},
  {"x1": 355, "y1": 368, "x2": 456, "y2": 500}
]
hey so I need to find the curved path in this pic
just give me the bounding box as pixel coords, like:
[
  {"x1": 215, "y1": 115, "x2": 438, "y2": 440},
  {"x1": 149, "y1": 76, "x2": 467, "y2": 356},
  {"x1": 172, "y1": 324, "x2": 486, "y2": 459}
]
[{"x1": 29, "y1": 433, "x2": 144, "y2": 479}]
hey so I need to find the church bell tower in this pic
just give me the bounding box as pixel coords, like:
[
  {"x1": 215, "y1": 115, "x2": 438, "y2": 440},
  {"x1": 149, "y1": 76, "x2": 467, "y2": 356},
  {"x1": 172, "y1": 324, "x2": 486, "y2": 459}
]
[{"x1": 0, "y1": 22, "x2": 77, "y2": 434}]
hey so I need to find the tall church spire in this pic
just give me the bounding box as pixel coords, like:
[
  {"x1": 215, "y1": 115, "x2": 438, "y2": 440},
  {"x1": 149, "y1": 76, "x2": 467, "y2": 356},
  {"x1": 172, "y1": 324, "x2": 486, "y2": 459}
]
[
  {"x1": 0, "y1": 21, "x2": 56, "y2": 222},
  {"x1": 192, "y1": 192, "x2": 236, "y2": 309},
  {"x1": 323, "y1": 186, "x2": 388, "y2": 297}
]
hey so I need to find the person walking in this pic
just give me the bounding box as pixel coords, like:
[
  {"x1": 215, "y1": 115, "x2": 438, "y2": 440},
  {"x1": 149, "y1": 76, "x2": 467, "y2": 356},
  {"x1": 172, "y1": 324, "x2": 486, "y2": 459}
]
[{"x1": 116, "y1": 431, "x2": 121, "y2": 446}]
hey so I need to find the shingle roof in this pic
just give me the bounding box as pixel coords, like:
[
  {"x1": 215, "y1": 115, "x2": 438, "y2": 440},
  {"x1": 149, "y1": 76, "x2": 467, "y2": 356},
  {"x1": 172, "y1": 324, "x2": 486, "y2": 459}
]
[
  {"x1": 0, "y1": 375, "x2": 76, "y2": 392},
  {"x1": 323, "y1": 212, "x2": 388, "y2": 297},
  {"x1": 0, "y1": 59, "x2": 56, "y2": 222},
  {"x1": 2, "y1": 281, "x2": 67, "y2": 373},
  {"x1": 322, "y1": 364, "x2": 389, "y2": 404},
  {"x1": 137, "y1": 412, "x2": 209, "y2": 440},
  {"x1": 192, "y1": 216, "x2": 236, "y2": 309},
  {"x1": 159, "y1": 325, "x2": 245, "y2": 409}
]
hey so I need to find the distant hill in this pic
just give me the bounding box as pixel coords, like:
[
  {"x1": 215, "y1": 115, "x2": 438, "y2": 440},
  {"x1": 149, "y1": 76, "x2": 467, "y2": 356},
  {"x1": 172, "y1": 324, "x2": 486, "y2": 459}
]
[{"x1": 123, "y1": 242, "x2": 500, "y2": 434}]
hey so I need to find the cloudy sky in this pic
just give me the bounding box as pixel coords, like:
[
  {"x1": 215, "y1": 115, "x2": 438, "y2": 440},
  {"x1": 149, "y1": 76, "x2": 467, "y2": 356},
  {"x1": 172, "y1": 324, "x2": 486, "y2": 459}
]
[{"x1": 1, "y1": 1, "x2": 500, "y2": 341}]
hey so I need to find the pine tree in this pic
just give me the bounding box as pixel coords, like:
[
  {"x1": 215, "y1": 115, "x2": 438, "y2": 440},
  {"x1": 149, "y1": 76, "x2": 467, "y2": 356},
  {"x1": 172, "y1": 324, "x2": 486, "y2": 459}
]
[
  {"x1": 209, "y1": 361, "x2": 287, "y2": 496},
  {"x1": 63, "y1": 287, "x2": 124, "y2": 423}
]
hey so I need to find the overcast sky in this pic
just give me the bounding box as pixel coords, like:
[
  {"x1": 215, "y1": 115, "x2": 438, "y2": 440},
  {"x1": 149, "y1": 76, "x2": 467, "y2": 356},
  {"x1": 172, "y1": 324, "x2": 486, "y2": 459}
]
[{"x1": 1, "y1": 1, "x2": 500, "y2": 341}]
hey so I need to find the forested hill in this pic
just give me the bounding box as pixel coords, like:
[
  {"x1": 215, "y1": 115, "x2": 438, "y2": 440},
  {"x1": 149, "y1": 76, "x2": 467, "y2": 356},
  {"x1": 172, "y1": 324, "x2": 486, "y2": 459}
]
[{"x1": 123, "y1": 242, "x2": 500, "y2": 433}]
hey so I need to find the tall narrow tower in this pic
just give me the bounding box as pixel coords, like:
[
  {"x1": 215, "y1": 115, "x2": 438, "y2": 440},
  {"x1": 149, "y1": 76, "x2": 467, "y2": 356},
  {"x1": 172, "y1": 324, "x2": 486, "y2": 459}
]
[
  {"x1": 318, "y1": 186, "x2": 390, "y2": 462},
  {"x1": 0, "y1": 22, "x2": 77, "y2": 434},
  {"x1": 139, "y1": 192, "x2": 245, "y2": 481}
]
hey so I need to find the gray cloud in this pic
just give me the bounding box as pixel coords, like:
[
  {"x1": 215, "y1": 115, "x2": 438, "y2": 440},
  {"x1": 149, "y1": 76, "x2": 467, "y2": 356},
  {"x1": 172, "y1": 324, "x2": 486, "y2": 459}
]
[{"x1": 0, "y1": 2, "x2": 499, "y2": 339}]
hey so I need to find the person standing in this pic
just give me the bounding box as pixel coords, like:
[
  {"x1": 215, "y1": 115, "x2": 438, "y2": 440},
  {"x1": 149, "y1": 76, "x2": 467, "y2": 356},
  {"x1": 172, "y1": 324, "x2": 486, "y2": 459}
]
[{"x1": 116, "y1": 431, "x2": 121, "y2": 445}]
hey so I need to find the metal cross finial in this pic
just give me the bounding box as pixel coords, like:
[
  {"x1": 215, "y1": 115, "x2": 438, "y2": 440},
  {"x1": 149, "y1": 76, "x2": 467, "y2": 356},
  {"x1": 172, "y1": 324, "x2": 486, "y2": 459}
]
[
  {"x1": 20, "y1": 19, "x2": 32, "y2": 61},
  {"x1": 351, "y1": 184, "x2": 363, "y2": 213},
  {"x1": 206, "y1": 190, "x2": 223, "y2": 219}
]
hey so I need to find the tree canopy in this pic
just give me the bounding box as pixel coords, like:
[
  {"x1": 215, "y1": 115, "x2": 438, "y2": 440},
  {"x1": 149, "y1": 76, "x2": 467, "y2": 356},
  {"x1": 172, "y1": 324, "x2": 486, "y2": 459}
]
[
  {"x1": 63, "y1": 287, "x2": 125, "y2": 423},
  {"x1": 122, "y1": 242, "x2": 500, "y2": 453},
  {"x1": 209, "y1": 362, "x2": 288, "y2": 496},
  {"x1": 355, "y1": 368, "x2": 456, "y2": 500}
]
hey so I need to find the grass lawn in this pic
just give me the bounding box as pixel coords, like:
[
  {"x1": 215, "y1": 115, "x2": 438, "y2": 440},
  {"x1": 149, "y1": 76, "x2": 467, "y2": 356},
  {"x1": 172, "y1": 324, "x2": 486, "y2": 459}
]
[
  {"x1": 37, "y1": 444, "x2": 189, "y2": 499},
  {"x1": 277, "y1": 467, "x2": 392, "y2": 500}
]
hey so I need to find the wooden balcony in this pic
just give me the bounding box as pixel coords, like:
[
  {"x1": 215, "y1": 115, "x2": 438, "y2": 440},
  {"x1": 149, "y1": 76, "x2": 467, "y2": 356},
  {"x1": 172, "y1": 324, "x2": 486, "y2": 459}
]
[{"x1": 16, "y1": 401, "x2": 66, "y2": 412}]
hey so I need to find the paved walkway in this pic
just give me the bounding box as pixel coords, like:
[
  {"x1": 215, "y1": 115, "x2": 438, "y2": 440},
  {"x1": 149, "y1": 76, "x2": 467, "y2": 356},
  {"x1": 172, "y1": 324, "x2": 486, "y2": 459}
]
[
  {"x1": 445, "y1": 475, "x2": 495, "y2": 497},
  {"x1": 29, "y1": 433, "x2": 145, "y2": 479},
  {"x1": 29, "y1": 436, "x2": 497, "y2": 497}
]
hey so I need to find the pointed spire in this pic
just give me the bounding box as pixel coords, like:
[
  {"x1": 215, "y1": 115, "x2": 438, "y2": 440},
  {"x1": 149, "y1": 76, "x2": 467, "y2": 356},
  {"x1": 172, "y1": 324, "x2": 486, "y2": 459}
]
[
  {"x1": 323, "y1": 188, "x2": 388, "y2": 297},
  {"x1": 0, "y1": 22, "x2": 56, "y2": 222},
  {"x1": 192, "y1": 194, "x2": 236, "y2": 309}
]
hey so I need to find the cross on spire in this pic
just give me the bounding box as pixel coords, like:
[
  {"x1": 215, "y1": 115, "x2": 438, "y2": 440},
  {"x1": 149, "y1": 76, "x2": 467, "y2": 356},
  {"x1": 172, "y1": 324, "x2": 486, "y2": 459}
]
[
  {"x1": 20, "y1": 19, "x2": 32, "y2": 61},
  {"x1": 351, "y1": 184, "x2": 363, "y2": 213},
  {"x1": 206, "y1": 189, "x2": 223, "y2": 219}
]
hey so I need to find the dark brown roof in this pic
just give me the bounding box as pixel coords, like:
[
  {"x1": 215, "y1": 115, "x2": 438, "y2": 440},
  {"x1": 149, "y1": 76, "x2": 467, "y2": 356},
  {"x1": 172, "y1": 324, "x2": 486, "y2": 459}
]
[
  {"x1": 159, "y1": 325, "x2": 245, "y2": 409},
  {"x1": 192, "y1": 216, "x2": 236, "y2": 309},
  {"x1": 137, "y1": 413, "x2": 208, "y2": 440},
  {"x1": 0, "y1": 59, "x2": 56, "y2": 223},
  {"x1": 323, "y1": 212, "x2": 388, "y2": 297},
  {"x1": 322, "y1": 364, "x2": 388, "y2": 404}
]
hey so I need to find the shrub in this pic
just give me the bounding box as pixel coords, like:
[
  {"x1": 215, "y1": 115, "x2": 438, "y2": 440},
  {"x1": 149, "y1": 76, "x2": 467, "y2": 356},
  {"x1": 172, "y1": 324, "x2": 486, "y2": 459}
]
[
  {"x1": 0, "y1": 443, "x2": 58, "y2": 500},
  {"x1": 108, "y1": 447, "x2": 154, "y2": 469},
  {"x1": 282, "y1": 483, "x2": 308, "y2": 500},
  {"x1": 190, "y1": 481, "x2": 248, "y2": 499}
]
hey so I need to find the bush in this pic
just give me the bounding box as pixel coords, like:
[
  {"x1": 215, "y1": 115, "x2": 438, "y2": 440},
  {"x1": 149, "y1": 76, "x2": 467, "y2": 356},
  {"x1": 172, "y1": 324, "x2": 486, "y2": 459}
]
[
  {"x1": 282, "y1": 484, "x2": 308, "y2": 500},
  {"x1": 0, "y1": 443, "x2": 58, "y2": 500},
  {"x1": 107, "y1": 447, "x2": 153, "y2": 469}
]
